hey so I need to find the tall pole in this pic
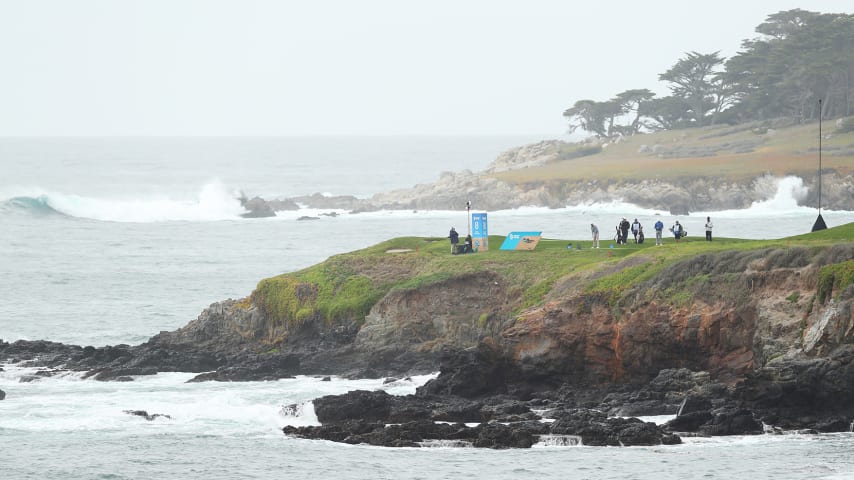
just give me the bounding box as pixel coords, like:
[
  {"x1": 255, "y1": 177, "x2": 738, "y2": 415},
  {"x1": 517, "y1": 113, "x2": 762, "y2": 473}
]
[
  {"x1": 812, "y1": 98, "x2": 827, "y2": 232},
  {"x1": 466, "y1": 201, "x2": 471, "y2": 236}
]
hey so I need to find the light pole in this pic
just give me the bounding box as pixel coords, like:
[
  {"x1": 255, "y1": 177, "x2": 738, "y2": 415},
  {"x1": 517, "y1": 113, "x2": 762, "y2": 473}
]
[{"x1": 466, "y1": 200, "x2": 472, "y2": 236}]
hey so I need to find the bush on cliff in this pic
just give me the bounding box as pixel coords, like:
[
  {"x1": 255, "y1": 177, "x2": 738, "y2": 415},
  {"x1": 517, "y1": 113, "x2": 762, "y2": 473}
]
[{"x1": 817, "y1": 260, "x2": 854, "y2": 303}]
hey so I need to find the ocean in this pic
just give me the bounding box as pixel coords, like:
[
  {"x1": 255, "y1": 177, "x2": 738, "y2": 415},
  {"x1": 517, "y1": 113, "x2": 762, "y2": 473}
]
[{"x1": 2, "y1": 136, "x2": 854, "y2": 479}]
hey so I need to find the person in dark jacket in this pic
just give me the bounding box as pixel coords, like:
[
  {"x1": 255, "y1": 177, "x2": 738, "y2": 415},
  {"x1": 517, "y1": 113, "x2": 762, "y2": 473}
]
[
  {"x1": 619, "y1": 218, "x2": 630, "y2": 245},
  {"x1": 449, "y1": 227, "x2": 459, "y2": 254}
]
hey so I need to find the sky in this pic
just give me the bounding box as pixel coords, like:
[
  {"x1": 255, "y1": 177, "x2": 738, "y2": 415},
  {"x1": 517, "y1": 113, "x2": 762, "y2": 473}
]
[{"x1": 0, "y1": 0, "x2": 852, "y2": 136}]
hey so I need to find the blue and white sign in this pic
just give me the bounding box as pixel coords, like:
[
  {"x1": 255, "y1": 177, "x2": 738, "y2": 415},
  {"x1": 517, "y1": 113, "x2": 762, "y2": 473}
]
[
  {"x1": 471, "y1": 212, "x2": 488, "y2": 251},
  {"x1": 500, "y1": 231, "x2": 542, "y2": 251}
]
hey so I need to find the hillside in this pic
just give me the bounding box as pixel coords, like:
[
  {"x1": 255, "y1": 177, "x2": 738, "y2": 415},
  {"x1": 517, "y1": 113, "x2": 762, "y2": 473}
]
[
  {"x1": 493, "y1": 120, "x2": 854, "y2": 184},
  {"x1": 235, "y1": 120, "x2": 854, "y2": 217},
  {"x1": 139, "y1": 222, "x2": 854, "y2": 387},
  {"x1": 318, "y1": 120, "x2": 854, "y2": 215}
]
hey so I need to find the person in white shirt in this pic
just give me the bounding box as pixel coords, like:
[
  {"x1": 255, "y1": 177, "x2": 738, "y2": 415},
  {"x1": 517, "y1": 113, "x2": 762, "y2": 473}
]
[
  {"x1": 590, "y1": 223, "x2": 599, "y2": 248},
  {"x1": 705, "y1": 217, "x2": 713, "y2": 241}
]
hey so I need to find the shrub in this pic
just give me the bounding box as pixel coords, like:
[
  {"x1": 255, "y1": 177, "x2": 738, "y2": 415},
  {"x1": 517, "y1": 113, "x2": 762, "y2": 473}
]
[{"x1": 817, "y1": 260, "x2": 854, "y2": 303}]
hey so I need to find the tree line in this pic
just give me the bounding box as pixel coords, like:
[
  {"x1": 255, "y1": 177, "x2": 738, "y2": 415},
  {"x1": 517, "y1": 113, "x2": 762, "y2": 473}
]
[{"x1": 563, "y1": 9, "x2": 854, "y2": 138}]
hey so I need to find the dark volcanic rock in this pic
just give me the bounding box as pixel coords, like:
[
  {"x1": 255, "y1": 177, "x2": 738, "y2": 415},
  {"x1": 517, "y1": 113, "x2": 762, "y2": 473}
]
[
  {"x1": 549, "y1": 408, "x2": 680, "y2": 446},
  {"x1": 285, "y1": 408, "x2": 679, "y2": 448},
  {"x1": 314, "y1": 390, "x2": 393, "y2": 423},
  {"x1": 677, "y1": 394, "x2": 713, "y2": 416},
  {"x1": 187, "y1": 353, "x2": 300, "y2": 382},
  {"x1": 417, "y1": 343, "x2": 510, "y2": 399},
  {"x1": 700, "y1": 407, "x2": 763, "y2": 436},
  {"x1": 0, "y1": 389, "x2": 5, "y2": 400},
  {"x1": 473, "y1": 422, "x2": 535, "y2": 448},
  {"x1": 665, "y1": 411, "x2": 714, "y2": 432}
]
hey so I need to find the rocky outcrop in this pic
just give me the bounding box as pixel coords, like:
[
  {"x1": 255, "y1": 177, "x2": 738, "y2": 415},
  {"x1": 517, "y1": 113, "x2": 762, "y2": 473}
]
[
  {"x1": 4, "y1": 240, "x2": 854, "y2": 446},
  {"x1": 235, "y1": 136, "x2": 854, "y2": 214},
  {"x1": 239, "y1": 196, "x2": 278, "y2": 218},
  {"x1": 283, "y1": 389, "x2": 679, "y2": 448}
]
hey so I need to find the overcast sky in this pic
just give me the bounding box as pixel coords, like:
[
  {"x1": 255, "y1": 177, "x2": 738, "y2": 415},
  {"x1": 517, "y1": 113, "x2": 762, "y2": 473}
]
[{"x1": 1, "y1": 1, "x2": 851, "y2": 136}]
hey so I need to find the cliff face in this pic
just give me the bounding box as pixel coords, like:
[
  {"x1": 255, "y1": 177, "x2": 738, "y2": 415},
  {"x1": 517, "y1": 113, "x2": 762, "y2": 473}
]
[
  {"x1": 147, "y1": 243, "x2": 854, "y2": 402},
  {"x1": 500, "y1": 247, "x2": 854, "y2": 390}
]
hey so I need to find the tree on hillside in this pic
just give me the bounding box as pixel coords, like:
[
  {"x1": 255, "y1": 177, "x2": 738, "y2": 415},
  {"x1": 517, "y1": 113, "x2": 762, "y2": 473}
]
[
  {"x1": 639, "y1": 96, "x2": 693, "y2": 131},
  {"x1": 562, "y1": 99, "x2": 616, "y2": 138},
  {"x1": 725, "y1": 10, "x2": 854, "y2": 122},
  {"x1": 563, "y1": 90, "x2": 657, "y2": 138},
  {"x1": 659, "y1": 51, "x2": 729, "y2": 126},
  {"x1": 612, "y1": 89, "x2": 657, "y2": 135},
  {"x1": 755, "y1": 8, "x2": 819, "y2": 40}
]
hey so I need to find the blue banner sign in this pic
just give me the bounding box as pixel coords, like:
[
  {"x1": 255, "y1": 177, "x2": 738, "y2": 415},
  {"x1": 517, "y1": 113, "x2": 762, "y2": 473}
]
[
  {"x1": 471, "y1": 213, "x2": 488, "y2": 251},
  {"x1": 499, "y1": 231, "x2": 542, "y2": 251}
]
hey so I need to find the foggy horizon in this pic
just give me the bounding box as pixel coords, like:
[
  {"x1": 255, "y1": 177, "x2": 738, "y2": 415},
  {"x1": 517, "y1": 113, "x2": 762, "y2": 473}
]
[{"x1": 1, "y1": 0, "x2": 852, "y2": 136}]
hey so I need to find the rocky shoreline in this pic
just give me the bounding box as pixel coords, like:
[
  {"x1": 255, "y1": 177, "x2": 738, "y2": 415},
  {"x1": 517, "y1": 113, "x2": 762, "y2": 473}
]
[
  {"x1": 3, "y1": 240, "x2": 854, "y2": 448},
  {"x1": 240, "y1": 139, "x2": 854, "y2": 217}
]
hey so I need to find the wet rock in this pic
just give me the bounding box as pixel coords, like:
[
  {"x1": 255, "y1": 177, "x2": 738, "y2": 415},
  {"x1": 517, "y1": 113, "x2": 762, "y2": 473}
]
[
  {"x1": 124, "y1": 409, "x2": 172, "y2": 421},
  {"x1": 699, "y1": 407, "x2": 762, "y2": 436},
  {"x1": 549, "y1": 408, "x2": 680, "y2": 446},
  {"x1": 240, "y1": 196, "x2": 276, "y2": 218},
  {"x1": 313, "y1": 390, "x2": 392, "y2": 423},
  {"x1": 417, "y1": 343, "x2": 509, "y2": 399},
  {"x1": 665, "y1": 411, "x2": 713, "y2": 432},
  {"x1": 677, "y1": 394, "x2": 713, "y2": 416},
  {"x1": 473, "y1": 422, "x2": 534, "y2": 448},
  {"x1": 0, "y1": 389, "x2": 5, "y2": 400},
  {"x1": 186, "y1": 353, "x2": 300, "y2": 382},
  {"x1": 812, "y1": 417, "x2": 852, "y2": 433}
]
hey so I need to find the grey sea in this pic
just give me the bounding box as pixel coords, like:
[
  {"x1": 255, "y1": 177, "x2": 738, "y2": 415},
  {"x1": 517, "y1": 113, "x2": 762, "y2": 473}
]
[{"x1": 3, "y1": 136, "x2": 854, "y2": 480}]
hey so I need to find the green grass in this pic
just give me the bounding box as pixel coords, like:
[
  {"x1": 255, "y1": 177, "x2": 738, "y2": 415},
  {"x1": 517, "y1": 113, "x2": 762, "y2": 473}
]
[
  {"x1": 247, "y1": 223, "x2": 854, "y2": 330},
  {"x1": 817, "y1": 260, "x2": 854, "y2": 303}
]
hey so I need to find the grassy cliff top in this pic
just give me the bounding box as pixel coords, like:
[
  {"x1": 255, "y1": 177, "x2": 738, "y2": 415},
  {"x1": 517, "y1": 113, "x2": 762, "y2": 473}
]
[
  {"x1": 249, "y1": 223, "x2": 854, "y2": 328},
  {"x1": 492, "y1": 122, "x2": 854, "y2": 184}
]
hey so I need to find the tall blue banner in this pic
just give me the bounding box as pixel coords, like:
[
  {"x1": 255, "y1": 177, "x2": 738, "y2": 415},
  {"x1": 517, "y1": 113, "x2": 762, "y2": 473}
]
[{"x1": 471, "y1": 213, "x2": 488, "y2": 251}]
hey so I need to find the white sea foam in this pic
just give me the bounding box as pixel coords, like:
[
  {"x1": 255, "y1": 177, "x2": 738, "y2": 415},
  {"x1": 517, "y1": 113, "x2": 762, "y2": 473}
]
[
  {"x1": 0, "y1": 370, "x2": 437, "y2": 435},
  {"x1": 1, "y1": 181, "x2": 248, "y2": 222},
  {"x1": 533, "y1": 434, "x2": 583, "y2": 447}
]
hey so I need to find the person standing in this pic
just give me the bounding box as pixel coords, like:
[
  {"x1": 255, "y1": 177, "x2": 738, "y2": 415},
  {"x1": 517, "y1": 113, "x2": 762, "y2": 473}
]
[
  {"x1": 619, "y1": 218, "x2": 630, "y2": 245},
  {"x1": 591, "y1": 223, "x2": 600, "y2": 248},
  {"x1": 671, "y1": 221, "x2": 683, "y2": 243},
  {"x1": 654, "y1": 219, "x2": 664, "y2": 246},
  {"x1": 449, "y1": 227, "x2": 459, "y2": 254},
  {"x1": 631, "y1": 218, "x2": 641, "y2": 243},
  {"x1": 705, "y1": 217, "x2": 713, "y2": 241}
]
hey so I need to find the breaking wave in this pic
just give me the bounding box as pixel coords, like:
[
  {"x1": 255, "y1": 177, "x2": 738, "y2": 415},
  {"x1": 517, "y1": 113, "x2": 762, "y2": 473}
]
[{"x1": 0, "y1": 182, "x2": 248, "y2": 222}]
